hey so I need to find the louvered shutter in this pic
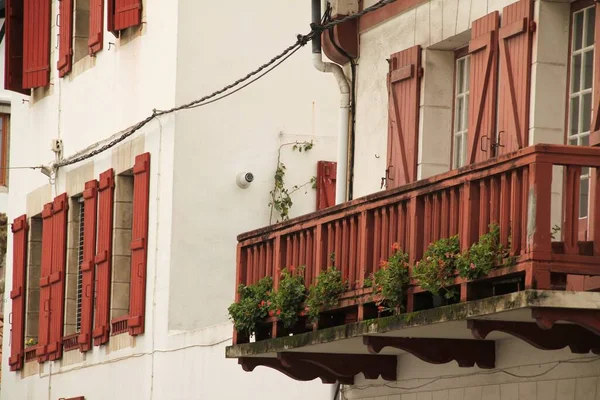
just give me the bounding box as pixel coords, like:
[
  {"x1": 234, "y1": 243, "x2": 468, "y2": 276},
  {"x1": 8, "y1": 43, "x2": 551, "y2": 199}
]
[
  {"x1": 92, "y1": 169, "x2": 114, "y2": 346},
  {"x1": 4, "y1": 0, "x2": 28, "y2": 94},
  {"x1": 386, "y1": 45, "x2": 422, "y2": 189},
  {"x1": 590, "y1": 3, "x2": 600, "y2": 145},
  {"x1": 47, "y1": 194, "x2": 68, "y2": 361},
  {"x1": 316, "y1": 161, "x2": 337, "y2": 210},
  {"x1": 88, "y1": 0, "x2": 104, "y2": 55},
  {"x1": 23, "y1": 0, "x2": 51, "y2": 88},
  {"x1": 8, "y1": 215, "x2": 28, "y2": 371},
  {"x1": 496, "y1": 0, "x2": 534, "y2": 155},
  {"x1": 128, "y1": 153, "x2": 150, "y2": 336},
  {"x1": 36, "y1": 203, "x2": 53, "y2": 362},
  {"x1": 111, "y1": 0, "x2": 142, "y2": 32},
  {"x1": 57, "y1": 0, "x2": 74, "y2": 77},
  {"x1": 467, "y1": 11, "x2": 499, "y2": 164},
  {"x1": 78, "y1": 181, "x2": 98, "y2": 352}
]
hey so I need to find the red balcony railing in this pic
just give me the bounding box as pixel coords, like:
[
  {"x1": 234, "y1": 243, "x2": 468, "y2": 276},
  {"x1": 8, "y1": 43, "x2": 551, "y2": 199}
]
[
  {"x1": 111, "y1": 316, "x2": 129, "y2": 336},
  {"x1": 234, "y1": 144, "x2": 600, "y2": 343}
]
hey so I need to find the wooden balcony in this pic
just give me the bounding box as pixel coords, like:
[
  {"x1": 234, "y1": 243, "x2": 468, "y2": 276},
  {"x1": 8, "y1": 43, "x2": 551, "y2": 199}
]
[{"x1": 234, "y1": 144, "x2": 600, "y2": 345}]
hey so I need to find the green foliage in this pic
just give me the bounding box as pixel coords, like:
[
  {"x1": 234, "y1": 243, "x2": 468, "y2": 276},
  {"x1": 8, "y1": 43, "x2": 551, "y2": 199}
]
[
  {"x1": 551, "y1": 224, "x2": 561, "y2": 240},
  {"x1": 270, "y1": 267, "x2": 306, "y2": 328},
  {"x1": 373, "y1": 243, "x2": 410, "y2": 313},
  {"x1": 25, "y1": 338, "x2": 37, "y2": 347},
  {"x1": 456, "y1": 224, "x2": 508, "y2": 280},
  {"x1": 227, "y1": 277, "x2": 273, "y2": 337},
  {"x1": 362, "y1": 277, "x2": 373, "y2": 288},
  {"x1": 306, "y1": 267, "x2": 346, "y2": 321},
  {"x1": 269, "y1": 141, "x2": 316, "y2": 223},
  {"x1": 412, "y1": 236, "x2": 460, "y2": 299}
]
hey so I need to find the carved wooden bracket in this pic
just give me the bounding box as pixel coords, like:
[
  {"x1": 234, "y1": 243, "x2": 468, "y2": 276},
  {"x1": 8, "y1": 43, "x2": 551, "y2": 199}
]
[
  {"x1": 363, "y1": 336, "x2": 495, "y2": 369},
  {"x1": 239, "y1": 357, "x2": 341, "y2": 384},
  {"x1": 468, "y1": 320, "x2": 600, "y2": 354},
  {"x1": 532, "y1": 308, "x2": 600, "y2": 336},
  {"x1": 278, "y1": 352, "x2": 397, "y2": 382}
]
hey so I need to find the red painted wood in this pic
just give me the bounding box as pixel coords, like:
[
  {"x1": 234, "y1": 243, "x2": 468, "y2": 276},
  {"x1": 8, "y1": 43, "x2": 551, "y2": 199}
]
[
  {"x1": 93, "y1": 169, "x2": 114, "y2": 346},
  {"x1": 48, "y1": 193, "x2": 68, "y2": 361},
  {"x1": 9, "y1": 215, "x2": 28, "y2": 371},
  {"x1": 460, "y1": 181, "x2": 480, "y2": 251},
  {"x1": 113, "y1": 0, "x2": 142, "y2": 31},
  {"x1": 4, "y1": 0, "x2": 28, "y2": 94},
  {"x1": 468, "y1": 11, "x2": 499, "y2": 164},
  {"x1": 499, "y1": 173, "x2": 511, "y2": 249},
  {"x1": 36, "y1": 202, "x2": 53, "y2": 362},
  {"x1": 386, "y1": 45, "x2": 421, "y2": 189},
  {"x1": 527, "y1": 163, "x2": 552, "y2": 257},
  {"x1": 316, "y1": 161, "x2": 337, "y2": 210},
  {"x1": 57, "y1": 0, "x2": 74, "y2": 77},
  {"x1": 78, "y1": 180, "x2": 98, "y2": 352},
  {"x1": 496, "y1": 0, "x2": 534, "y2": 155},
  {"x1": 510, "y1": 169, "x2": 522, "y2": 255},
  {"x1": 592, "y1": 168, "x2": 600, "y2": 255},
  {"x1": 107, "y1": 0, "x2": 116, "y2": 35},
  {"x1": 128, "y1": 152, "x2": 151, "y2": 336},
  {"x1": 23, "y1": 0, "x2": 51, "y2": 88},
  {"x1": 88, "y1": 0, "x2": 104, "y2": 55},
  {"x1": 590, "y1": 2, "x2": 600, "y2": 145},
  {"x1": 479, "y1": 180, "x2": 490, "y2": 235},
  {"x1": 564, "y1": 166, "x2": 582, "y2": 254}
]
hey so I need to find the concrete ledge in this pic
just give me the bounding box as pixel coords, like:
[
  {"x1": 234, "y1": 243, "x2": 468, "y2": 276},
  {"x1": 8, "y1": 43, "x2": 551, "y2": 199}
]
[{"x1": 225, "y1": 290, "x2": 600, "y2": 358}]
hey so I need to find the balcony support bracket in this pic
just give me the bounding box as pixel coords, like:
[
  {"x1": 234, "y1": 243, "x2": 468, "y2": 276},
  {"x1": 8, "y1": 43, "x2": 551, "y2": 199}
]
[
  {"x1": 278, "y1": 352, "x2": 397, "y2": 382},
  {"x1": 364, "y1": 336, "x2": 495, "y2": 369},
  {"x1": 469, "y1": 320, "x2": 600, "y2": 354},
  {"x1": 239, "y1": 357, "x2": 351, "y2": 384},
  {"x1": 533, "y1": 308, "x2": 600, "y2": 336}
]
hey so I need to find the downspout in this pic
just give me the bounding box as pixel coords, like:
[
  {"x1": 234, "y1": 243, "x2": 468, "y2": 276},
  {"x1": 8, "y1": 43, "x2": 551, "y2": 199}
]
[{"x1": 312, "y1": 0, "x2": 351, "y2": 205}]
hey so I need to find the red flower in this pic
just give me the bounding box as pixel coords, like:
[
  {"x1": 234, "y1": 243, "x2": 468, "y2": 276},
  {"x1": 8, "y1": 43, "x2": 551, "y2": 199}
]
[
  {"x1": 379, "y1": 260, "x2": 390, "y2": 269},
  {"x1": 304, "y1": 307, "x2": 310, "y2": 312},
  {"x1": 268, "y1": 310, "x2": 275, "y2": 317},
  {"x1": 289, "y1": 265, "x2": 296, "y2": 274},
  {"x1": 377, "y1": 305, "x2": 385, "y2": 312},
  {"x1": 276, "y1": 310, "x2": 281, "y2": 316},
  {"x1": 470, "y1": 263, "x2": 476, "y2": 270},
  {"x1": 267, "y1": 301, "x2": 272, "y2": 306},
  {"x1": 259, "y1": 300, "x2": 266, "y2": 307},
  {"x1": 300, "y1": 311, "x2": 305, "y2": 317},
  {"x1": 391, "y1": 242, "x2": 400, "y2": 251}
]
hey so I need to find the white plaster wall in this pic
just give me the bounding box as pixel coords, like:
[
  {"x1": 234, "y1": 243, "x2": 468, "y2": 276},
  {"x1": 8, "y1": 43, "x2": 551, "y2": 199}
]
[
  {"x1": 343, "y1": 338, "x2": 600, "y2": 400},
  {"x1": 354, "y1": 0, "x2": 523, "y2": 198},
  {"x1": 168, "y1": 0, "x2": 339, "y2": 331},
  {"x1": 2, "y1": 0, "x2": 335, "y2": 399}
]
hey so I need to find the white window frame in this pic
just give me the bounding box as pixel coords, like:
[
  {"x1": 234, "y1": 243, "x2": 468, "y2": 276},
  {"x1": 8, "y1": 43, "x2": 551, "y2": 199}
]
[{"x1": 453, "y1": 54, "x2": 470, "y2": 169}]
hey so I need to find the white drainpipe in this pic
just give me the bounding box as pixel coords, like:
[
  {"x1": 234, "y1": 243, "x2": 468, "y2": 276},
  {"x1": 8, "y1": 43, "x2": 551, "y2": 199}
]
[{"x1": 312, "y1": 0, "x2": 351, "y2": 205}]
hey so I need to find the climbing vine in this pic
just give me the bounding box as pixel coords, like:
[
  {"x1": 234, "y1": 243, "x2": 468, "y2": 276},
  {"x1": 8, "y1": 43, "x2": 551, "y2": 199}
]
[{"x1": 269, "y1": 141, "x2": 317, "y2": 224}]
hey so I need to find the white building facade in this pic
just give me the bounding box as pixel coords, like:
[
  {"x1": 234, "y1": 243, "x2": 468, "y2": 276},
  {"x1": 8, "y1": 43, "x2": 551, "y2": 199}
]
[{"x1": 1, "y1": 0, "x2": 340, "y2": 399}]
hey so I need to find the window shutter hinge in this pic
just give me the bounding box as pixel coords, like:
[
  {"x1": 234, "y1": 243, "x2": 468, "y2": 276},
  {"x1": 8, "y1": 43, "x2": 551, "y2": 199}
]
[
  {"x1": 529, "y1": 21, "x2": 536, "y2": 33},
  {"x1": 417, "y1": 67, "x2": 424, "y2": 78}
]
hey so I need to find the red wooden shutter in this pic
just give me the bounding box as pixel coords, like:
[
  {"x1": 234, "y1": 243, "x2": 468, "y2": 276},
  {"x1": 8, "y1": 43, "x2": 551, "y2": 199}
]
[
  {"x1": 4, "y1": 0, "x2": 28, "y2": 94},
  {"x1": 78, "y1": 181, "x2": 98, "y2": 352},
  {"x1": 88, "y1": 0, "x2": 104, "y2": 55},
  {"x1": 316, "y1": 161, "x2": 337, "y2": 210},
  {"x1": 468, "y1": 11, "x2": 499, "y2": 164},
  {"x1": 57, "y1": 0, "x2": 74, "y2": 77},
  {"x1": 590, "y1": 3, "x2": 600, "y2": 145},
  {"x1": 9, "y1": 215, "x2": 28, "y2": 371},
  {"x1": 93, "y1": 169, "x2": 114, "y2": 346},
  {"x1": 128, "y1": 153, "x2": 150, "y2": 336},
  {"x1": 112, "y1": 0, "x2": 142, "y2": 32},
  {"x1": 386, "y1": 45, "x2": 422, "y2": 189},
  {"x1": 496, "y1": 0, "x2": 534, "y2": 155},
  {"x1": 47, "y1": 193, "x2": 68, "y2": 361},
  {"x1": 36, "y1": 202, "x2": 53, "y2": 362},
  {"x1": 23, "y1": 0, "x2": 51, "y2": 88}
]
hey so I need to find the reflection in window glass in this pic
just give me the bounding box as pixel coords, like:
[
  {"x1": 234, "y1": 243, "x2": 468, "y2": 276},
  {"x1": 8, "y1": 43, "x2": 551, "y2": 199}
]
[{"x1": 453, "y1": 54, "x2": 470, "y2": 169}]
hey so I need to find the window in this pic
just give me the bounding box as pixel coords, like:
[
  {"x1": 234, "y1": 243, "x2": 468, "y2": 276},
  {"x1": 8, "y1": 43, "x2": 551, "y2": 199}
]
[
  {"x1": 567, "y1": 3, "x2": 595, "y2": 218},
  {"x1": 452, "y1": 50, "x2": 470, "y2": 169},
  {"x1": 25, "y1": 215, "x2": 42, "y2": 349},
  {"x1": 110, "y1": 172, "x2": 134, "y2": 323},
  {"x1": 73, "y1": 0, "x2": 91, "y2": 63},
  {"x1": 65, "y1": 196, "x2": 85, "y2": 336},
  {"x1": 0, "y1": 113, "x2": 10, "y2": 187}
]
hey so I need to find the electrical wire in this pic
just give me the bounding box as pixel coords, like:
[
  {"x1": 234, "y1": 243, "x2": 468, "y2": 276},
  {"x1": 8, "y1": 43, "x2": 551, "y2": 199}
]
[{"x1": 54, "y1": 0, "x2": 398, "y2": 169}]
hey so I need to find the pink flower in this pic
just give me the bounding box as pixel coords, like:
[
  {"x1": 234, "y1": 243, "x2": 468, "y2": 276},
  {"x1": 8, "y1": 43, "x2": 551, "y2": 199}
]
[
  {"x1": 380, "y1": 259, "x2": 389, "y2": 269},
  {"x1": 289, "y1": 265, "x2": 296, "y2": 274},
  {"x1": 259, "y1": 300, "x2": 266, "y2": 307},
  {"x1": 268, "y1": 310, "x2": 275, "y2": 317},
  {"x1": 470, "y1": 263, "x2": 476, "y2": 270},
  {"x1": 377, "y1": 305, "x2": 385, "y2": 312},
  {"x1": 276, "y1": 310, "x2": 281, "y2": 316},
  {"x1": 391, "y1": 243, "x2": 400, "y2": 251}
]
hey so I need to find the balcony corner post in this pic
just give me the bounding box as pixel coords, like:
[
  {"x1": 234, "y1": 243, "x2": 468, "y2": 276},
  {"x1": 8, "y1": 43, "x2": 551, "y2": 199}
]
[{"x1": 526, "y1": 162, "x2": 553, "y2": 258}]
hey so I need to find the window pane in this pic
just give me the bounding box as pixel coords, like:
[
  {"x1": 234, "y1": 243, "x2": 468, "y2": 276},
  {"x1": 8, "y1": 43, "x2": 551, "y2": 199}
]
[
  {"x1": 580, "y1": 177, "x2": 589, "y2": 218},
  {"x1": 462, "y1": 134, "x2": 468, "y2": 165},
  {"x1": 464, "y1": 56, "x2": 470, "y2": 92},
  {"x1": 457, "y1": 59, "x2": 465, "y2": 93},
  {"x1": 570, "y1": 96, "x2": 580, "y2": 136},
  {"x1": 582, "y1": 92, "x2": 592, "y2": 132},
  {"x1": 582, "y1": 134, "x2": 590, "y2": 146},
  {"x1": 574, "y1": 11, "x2": 584, "y2": 51},
  {"x1": 584, "y1": 50, "x2": 594, "y2": 89},
  {"x1": 454, "y1": 135, "x2": 462, "y2": 168},
  {"x1": 464, "y1": 93, "x2": 469, "y2": 128},
  {"x1": 572, "y1": 54, "x2": 582, "y2": 93},
  {"x1": 586, "y1": 7, "x2": 596, "y2": 47},
  {"x1": 569, "y1": 137, "x2": 578, "y2": 146},
  {"x1": 456, "y1": 97, "x2": 464, "y2": 132}
]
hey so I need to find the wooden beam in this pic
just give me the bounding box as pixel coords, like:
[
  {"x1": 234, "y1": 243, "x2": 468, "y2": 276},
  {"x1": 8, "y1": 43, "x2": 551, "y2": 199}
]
[{"x1": 533, "y1": 308, "x2": 600, "y2": 336}]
